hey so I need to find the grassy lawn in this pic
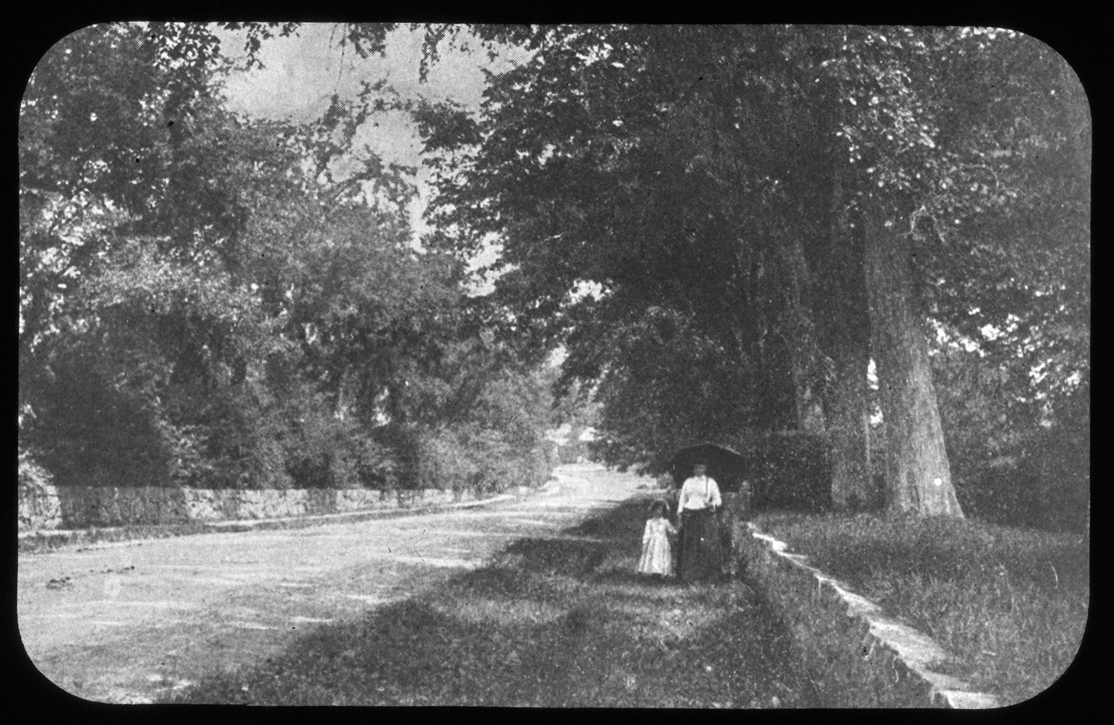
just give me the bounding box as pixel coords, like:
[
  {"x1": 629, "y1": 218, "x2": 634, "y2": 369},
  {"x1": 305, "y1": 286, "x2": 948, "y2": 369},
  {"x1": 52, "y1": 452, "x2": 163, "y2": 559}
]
[
  {"x1": 753, "y1": 511, "x2": 1089, "y2": 706},
  {"x1": 168, "y1": 495, "x2": 821, "y2": 707}
]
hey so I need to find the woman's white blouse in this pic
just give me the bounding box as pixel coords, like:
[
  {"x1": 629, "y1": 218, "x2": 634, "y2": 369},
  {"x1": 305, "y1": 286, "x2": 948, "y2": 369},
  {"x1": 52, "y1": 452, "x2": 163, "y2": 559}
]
[{"x1": 678, "y1": 475, "x2": 722, "y2": 510}]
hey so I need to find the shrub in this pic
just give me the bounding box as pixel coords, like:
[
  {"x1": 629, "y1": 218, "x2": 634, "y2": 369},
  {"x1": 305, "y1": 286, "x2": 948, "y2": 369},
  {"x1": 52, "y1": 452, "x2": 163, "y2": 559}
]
[
  {"x1": 412, "y1": 423, "x2": 546, "y2": 494},
  {"x1": 954, "y1": 404, "x2": 1089, "y2": 534},
  {"x1": 412, "y1": 426, "x2": 481, "y2": 491},
  {"x1": 935, "y1": 347, "x2": 1089, "y2": 533},
  {"x1": 22, "y1": 361, "x2": 173, "y2": 488},
  {"x1": 175, "y1": 386, "x2": 294, "y2": 489},
  {"x1": 1025, "y1": 377, "x2": 1089, "y2": 532},
  {"x1": 413, "y1": 364, "x2": 557, "y2": 493},
  {"x1": 751, "y1": 433, "x2": 832, "y2": 512},
  {"x1": 18, "y1": 448, "x2": 54, "y2": 493},
  {"x1": 281, "y1": 404, "x2": 397, "y2": 490}
]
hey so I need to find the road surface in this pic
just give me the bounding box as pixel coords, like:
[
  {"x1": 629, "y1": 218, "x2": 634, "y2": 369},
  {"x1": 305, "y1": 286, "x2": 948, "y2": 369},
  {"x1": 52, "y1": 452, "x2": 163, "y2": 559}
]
[{"x1": 18, "y1": 464, "x2": 644, "y2": 704}]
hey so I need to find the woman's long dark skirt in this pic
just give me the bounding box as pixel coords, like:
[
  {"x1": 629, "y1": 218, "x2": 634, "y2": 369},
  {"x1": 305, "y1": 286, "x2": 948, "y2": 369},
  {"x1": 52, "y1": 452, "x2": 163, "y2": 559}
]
[{"x1": 678, "y1": 508, "x2": 722, "y2": 582}]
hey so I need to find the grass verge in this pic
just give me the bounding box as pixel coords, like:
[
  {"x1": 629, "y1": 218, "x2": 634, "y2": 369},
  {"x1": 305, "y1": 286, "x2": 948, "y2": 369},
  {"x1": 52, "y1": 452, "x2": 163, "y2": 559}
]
[
  {"x1": 753, "y1": 511, "x2": 1089, "y2": 706},
  {"x1": 168, "y1": 495, "x2": 821, "y2": 707}
]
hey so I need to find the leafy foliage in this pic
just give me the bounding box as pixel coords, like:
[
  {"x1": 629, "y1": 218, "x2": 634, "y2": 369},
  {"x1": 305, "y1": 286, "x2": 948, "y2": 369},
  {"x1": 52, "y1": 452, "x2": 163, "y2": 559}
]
[
  {"x1": 19, "y1": 22, "x2": 1086, "y2": 525},
  {"x1": 19, "y1": 22, "x2": 556, "y2": 494},
  {"x1": 416, "y1": 25, "x2": 1087, "y2": 526},
  {"x1": 587, "y1": 305, "x2": 763, "y2": 472},
  {"x1": 18, "y1": 448, "x2": 56, "y2": 493},
  {"x1": 937, "y1": 346, "x2": 1090, "y2": 531}
]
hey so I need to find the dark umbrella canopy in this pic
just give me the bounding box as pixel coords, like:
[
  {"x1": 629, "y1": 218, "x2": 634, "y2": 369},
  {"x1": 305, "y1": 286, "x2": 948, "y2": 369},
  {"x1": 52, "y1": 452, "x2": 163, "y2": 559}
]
[{"x1": 670, "y1": 442, "x2": 747, "y2": 491}]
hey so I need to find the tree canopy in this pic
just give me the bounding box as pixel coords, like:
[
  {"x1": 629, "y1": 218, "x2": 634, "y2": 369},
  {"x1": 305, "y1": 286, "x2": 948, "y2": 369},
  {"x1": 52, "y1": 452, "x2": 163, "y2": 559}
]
[
  {"x1": 19, "y1": 22, "x2": 559, "y2": 493},
  {"x1": 413, "y1": 24, "x2": 1088, "y2": 523},
  {"x1": 19, "y1": 23, "x2": 1088, "y2": 529}
]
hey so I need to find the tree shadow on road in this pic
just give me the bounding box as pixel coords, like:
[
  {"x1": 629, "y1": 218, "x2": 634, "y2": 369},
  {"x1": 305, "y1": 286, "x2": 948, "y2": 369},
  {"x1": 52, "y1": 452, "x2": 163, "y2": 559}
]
[{"x1": 169, "y1": 494, "x2": 821, "y2": 707}]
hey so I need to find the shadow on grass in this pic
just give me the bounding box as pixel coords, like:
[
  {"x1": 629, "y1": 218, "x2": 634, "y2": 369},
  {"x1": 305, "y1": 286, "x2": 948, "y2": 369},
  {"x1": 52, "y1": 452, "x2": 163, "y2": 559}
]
[
  {"x1": 500, "y1": 537, "x2": 610, "y2": 578},
  {"x1": 170, "y1": 494, "x2": 819, "y2": 707}
]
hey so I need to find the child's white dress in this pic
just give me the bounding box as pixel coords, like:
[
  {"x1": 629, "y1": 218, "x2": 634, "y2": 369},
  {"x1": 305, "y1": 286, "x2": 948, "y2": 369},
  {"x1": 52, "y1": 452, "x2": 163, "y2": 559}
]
[{"x1": 638, "y1": 517, "x2": 677, "y2": 576}]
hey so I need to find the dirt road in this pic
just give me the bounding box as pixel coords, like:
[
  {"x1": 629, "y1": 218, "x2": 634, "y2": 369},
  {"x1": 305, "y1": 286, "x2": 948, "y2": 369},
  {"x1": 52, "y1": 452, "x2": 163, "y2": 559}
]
[
  {"x1": 168, "y1": 470, "x2": 817, "y2": 707},
  {"x1": 18, "y1": 464, "x2": 643, "y2": 704}
]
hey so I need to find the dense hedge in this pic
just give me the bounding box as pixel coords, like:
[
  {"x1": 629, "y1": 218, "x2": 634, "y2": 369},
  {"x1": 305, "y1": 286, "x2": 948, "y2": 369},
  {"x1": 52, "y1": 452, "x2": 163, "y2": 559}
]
[
  {"x1": 414, "y1": 425, "x2": 555, "y2": 493},
  {"x1": 746, "y1": 433, "x2": 833, "y2": 513},
  {"x1": 955, "y1": 421, "x2": 1089, "y2": 533},
  {"x1": 949, "y1": 374, "x2": 1089, "y2": 533},
  {"x1": 21, "y1": 362, "x2": 558, "y2": 496}
]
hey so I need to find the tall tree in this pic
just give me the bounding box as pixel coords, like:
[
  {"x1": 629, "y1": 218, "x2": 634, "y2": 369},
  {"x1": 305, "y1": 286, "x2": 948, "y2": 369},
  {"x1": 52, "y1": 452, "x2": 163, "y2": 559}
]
[
  {"x1": 21, "y1": 21, "x2": 564, "y2": 495},
  {"x1": 417, "y1": 26, "x2": 867, "y2": 479},
  {"x1": 863, "y1": 207, "x2": 963, "y2": 515},
  {"x1": 415, "y1": 24, "x2": 1087, "y2": 519},
  {"x1": 842, "y1": 27, "x2": 1088, "y2": 516},
  {"x1": 819, "y1": 168, "x2": 874, "y2": 509}
]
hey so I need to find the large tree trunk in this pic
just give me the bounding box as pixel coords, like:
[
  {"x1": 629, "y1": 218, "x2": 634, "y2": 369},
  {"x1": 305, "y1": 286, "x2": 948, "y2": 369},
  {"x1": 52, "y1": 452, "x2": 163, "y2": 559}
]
[
  {"x1": 826, "y1": 336, "x2": 872, "y2": 510},
  {"x1": 863, "y1": 205, "x2": 964, "y2": 518},
  {"x1": 778, "y1": 231, "x2": 826, "y2": 435},
  {"x1": 822, "y1": 167, "x2": 874, "y2": 510}
]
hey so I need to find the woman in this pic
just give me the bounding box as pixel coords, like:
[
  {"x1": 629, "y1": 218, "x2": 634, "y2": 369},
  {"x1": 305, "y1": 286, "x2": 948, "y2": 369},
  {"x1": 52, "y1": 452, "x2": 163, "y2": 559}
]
[{"x1": 676, "y1": 462, "x2": 723, "y2": 582}]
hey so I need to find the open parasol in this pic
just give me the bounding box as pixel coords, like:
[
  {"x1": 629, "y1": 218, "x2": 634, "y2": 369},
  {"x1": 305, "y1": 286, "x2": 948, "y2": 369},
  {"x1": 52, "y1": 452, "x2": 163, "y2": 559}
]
[{"x1": 669, "y1": 441, "x2": 748, "y2": 492}]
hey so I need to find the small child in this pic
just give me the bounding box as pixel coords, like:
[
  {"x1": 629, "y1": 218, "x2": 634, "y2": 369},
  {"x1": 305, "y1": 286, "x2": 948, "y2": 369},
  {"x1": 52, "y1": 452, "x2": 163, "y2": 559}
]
[{"x1": 638, "y1": 499, "x2": 678, "y2": 578}]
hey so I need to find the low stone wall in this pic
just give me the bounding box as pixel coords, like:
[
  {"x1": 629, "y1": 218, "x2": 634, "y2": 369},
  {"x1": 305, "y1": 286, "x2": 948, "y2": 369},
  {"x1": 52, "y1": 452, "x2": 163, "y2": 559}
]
[
  {"x1": 18, "y1": 484, "x2": 484, "y2": 534},
  {"x1": 732, "y1": 520, "x2": 999, "y2": 709}
]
